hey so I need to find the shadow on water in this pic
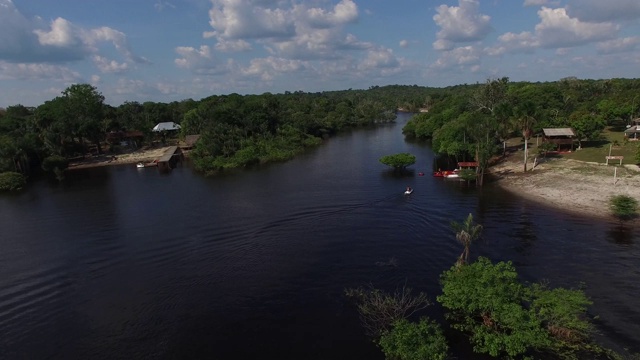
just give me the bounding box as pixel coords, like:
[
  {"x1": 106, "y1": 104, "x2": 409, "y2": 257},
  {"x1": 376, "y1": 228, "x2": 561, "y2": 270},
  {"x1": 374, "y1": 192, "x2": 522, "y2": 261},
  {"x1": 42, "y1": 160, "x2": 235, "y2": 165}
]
[{"x1": 606, "y1": 225, "x2": 635, "y2": 245}]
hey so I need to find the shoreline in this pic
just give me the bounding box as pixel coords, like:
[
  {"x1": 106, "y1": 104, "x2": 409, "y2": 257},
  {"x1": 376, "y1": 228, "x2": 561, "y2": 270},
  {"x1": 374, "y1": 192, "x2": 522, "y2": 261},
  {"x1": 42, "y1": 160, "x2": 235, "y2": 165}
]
[
  {"x1": 487, "y1": 156, "x2": 640, "y2": 223},
  {"x1": 67, "y1": 145, "x2": 640, "y2": 223},
  {"x1": 68, "y1": 146, "x2": 174, "y2": 170}
]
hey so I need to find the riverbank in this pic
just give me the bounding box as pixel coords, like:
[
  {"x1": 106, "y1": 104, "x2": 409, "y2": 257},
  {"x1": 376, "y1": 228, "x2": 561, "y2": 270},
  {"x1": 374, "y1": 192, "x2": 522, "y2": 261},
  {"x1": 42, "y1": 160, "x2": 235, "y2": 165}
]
[
  {"x1": 68, "y1": 145, "x2": 173, "y2": 170},
  {"x1": 488, "y1": 155, "x2": 640, "y2": 222}
]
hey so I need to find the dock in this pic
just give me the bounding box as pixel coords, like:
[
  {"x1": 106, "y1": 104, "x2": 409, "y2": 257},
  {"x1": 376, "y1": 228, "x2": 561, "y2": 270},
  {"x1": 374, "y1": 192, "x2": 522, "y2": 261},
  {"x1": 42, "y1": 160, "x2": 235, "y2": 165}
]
[{"x1": 156, "y1": 146, "x2": 183, "y2": 172}]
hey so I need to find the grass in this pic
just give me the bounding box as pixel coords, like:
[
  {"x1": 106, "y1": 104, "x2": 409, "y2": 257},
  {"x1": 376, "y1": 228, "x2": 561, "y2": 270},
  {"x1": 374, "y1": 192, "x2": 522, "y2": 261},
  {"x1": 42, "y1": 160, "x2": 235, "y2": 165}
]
[{"x1": 504, "y1": 128, "x2": 640, "y2": 166}]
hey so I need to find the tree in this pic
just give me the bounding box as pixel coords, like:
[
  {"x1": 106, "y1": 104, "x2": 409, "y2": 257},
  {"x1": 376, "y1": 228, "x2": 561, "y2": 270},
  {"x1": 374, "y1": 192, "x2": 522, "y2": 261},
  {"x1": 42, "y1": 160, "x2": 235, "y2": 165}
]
[
  {"x1": 450, "y1": 213, "x2": 483, "y2": 265},
  {"x1": 378, "y1": 318, "x2": 448, "y2": 360},
  {"x1": 379, "y1": 153, "x2": 416, "y2": 171},
  {"x1": 345, "y1": 285, "x2": 431, "y2": 338},
  {"x1": 62, "y1": 84, "x2": 106, "y2": 154},
  {"x1": 609, "y1": 195, "x2": 638, "y2": 224},
  {"x1": 0, "y1": 171, "x2": 26, "y2": 192},
  {"x1": 437, "y1": 257, "x2": 551, "y2": 358},
  {"x1": 438, "y1": 257, "x2": 613, "y2": 359},
  {"x1": 514, "y1": 100, "x2": 538, "y2": 172}
]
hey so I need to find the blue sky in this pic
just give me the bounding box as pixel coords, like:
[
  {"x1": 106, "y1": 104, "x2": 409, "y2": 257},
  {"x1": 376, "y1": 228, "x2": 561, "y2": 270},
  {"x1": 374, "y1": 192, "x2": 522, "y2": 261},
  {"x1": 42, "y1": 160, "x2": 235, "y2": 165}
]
[{"x1": 1, "y1": 0, "x2": 639, "y2": 108}]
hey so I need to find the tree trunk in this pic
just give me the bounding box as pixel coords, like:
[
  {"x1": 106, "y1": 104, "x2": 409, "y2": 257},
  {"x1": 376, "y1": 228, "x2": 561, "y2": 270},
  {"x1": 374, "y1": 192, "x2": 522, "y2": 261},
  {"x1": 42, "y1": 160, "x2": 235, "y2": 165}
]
[{"x1": 523, "y1": 137, "x2": 528, "y2": 172}]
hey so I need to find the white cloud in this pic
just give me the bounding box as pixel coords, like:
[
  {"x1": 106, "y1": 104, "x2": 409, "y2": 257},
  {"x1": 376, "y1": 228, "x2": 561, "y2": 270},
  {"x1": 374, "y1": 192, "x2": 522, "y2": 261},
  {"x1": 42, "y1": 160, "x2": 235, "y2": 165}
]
[
  {"x1": 431, "y1": 45, "x2": 481, "y2": 70},
  {"x1": 92, "y1": 55, "x2": 129, "y2": 73},
  {"x1": 535, "y1": 7, "x2": 618, "y2": 48},
  {"x1": 0, "y1": 0, "x2": 147, "y2": 72},
  {"x1": 174, "y1": 45, "x2": 230, "y2": 75},
  {"x1": 566, "y1": 0, "x2": 640, "y2": 22},
  {"x1": 214, "y1": 39, "x2": 252, "y2": 52},
  {"x1": 207, "y1": 0, "x2": 296, "y2": 40},
  {"x1": 399, "y1": 40, "x2": 408, "y2": 48},
  {"x1": 432, "y1": 0, "x2": 492, "y2": 50},
  {"x1": 33, "y1": 17, "x2": 82, "y2": 48},
  {"x1": 204, "y1": 0, "x2": 362, "y2": 60},
  {"x1": 0, "y1": 61, "x2": 81, "y2": 81},
  {"x1": 240, "y1": 56, "x2": 306, "y2": 80},
  {"x1": 358, "y1": 47, "x2": 400, "y2": 70},
  {"x1": 597, "y1": 37, "x2": 640, "y2": 53},
  {"x1": 488, "y1": 6, "x2": 618, "y2": 54}
]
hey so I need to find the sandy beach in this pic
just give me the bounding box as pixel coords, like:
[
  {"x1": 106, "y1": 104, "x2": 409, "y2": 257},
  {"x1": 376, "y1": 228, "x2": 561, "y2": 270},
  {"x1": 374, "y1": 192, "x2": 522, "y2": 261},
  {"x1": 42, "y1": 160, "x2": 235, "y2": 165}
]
[
  {"x1": 68, "y1": 146, "x2": 174, "y2": 169},
  {"x1": 488, "y1": 155, "x2": 640, "y2": 222}
]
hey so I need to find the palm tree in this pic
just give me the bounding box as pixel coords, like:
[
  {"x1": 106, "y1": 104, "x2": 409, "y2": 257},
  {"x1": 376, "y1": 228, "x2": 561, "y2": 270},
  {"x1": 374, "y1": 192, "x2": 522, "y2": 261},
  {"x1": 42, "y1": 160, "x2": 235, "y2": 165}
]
[
  {"x1": 450, "y1": 213, "x2": 483, "y2": 265},
  {"x1": 515, "y1": 101, "x2": 538, "y2": 172}
]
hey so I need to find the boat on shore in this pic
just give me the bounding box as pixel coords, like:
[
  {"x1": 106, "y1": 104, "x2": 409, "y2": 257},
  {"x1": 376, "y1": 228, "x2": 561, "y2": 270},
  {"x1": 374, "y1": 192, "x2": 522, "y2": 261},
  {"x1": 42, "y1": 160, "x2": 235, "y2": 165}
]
[{"x1": 433, "y1": 169, "x2": 458, "y2": 178}]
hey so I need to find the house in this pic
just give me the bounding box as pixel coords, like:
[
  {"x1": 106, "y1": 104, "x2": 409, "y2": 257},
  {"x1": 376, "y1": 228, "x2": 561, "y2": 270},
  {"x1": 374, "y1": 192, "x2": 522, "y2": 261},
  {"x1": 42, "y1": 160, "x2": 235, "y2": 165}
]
[
  {"x1": 624, "y1": 118, "x2": 640, "y2": 141},
  {"x1": 542, "y1": 128, "x2": 575, "y2": 152},
  {"x1": 152, "y1": 122, "x2": 181, "y2": 132}
]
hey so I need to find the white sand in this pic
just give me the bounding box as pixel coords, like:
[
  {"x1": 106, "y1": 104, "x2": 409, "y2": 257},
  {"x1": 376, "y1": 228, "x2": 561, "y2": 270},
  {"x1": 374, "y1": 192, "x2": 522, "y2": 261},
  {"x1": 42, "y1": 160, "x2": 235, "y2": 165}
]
[{"x1": 489, "y1": 156, "x2": 640, "y2": 222}]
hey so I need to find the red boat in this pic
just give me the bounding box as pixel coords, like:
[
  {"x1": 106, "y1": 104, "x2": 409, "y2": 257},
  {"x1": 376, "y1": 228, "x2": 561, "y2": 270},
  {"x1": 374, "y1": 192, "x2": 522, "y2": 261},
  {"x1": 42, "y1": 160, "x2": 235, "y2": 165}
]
[{"x1": 433, "y1": 169, "x2": 458, "y2": 177}]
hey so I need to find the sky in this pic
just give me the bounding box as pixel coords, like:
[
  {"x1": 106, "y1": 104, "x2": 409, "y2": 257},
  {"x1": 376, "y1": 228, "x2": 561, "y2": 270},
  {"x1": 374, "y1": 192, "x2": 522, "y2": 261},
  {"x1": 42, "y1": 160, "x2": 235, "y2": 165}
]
[{"x1": 1, "y1": 0, "x2": 639, "y2": 108}]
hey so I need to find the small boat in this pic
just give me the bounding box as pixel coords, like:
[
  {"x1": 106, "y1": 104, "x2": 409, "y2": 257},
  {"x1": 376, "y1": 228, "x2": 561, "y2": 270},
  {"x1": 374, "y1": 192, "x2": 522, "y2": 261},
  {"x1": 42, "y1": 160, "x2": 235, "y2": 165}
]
[
  {"x1": 404, "y1": 188, "x2": 414, "y2": 195},
  {"x1": 434, "y1": 169, "x2": 459, "y2": 178},
  {"x1": 136, "y1": 162, "x2": 145, "y2": 168}
]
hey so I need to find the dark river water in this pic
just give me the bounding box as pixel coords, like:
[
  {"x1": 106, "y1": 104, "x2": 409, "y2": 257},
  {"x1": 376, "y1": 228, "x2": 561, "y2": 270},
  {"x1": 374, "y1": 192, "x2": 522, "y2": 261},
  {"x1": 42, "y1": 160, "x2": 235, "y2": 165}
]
[{"x1": 1, "y1": 112, "x2": 638, "y2": 359}]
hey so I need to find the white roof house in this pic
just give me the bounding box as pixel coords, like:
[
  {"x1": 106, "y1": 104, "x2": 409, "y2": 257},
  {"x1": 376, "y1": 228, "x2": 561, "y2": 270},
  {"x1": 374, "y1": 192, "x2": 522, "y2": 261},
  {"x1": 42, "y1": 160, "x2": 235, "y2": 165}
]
[{"x1": 152, "y1": 122, "x2": 181, "y2": 132}]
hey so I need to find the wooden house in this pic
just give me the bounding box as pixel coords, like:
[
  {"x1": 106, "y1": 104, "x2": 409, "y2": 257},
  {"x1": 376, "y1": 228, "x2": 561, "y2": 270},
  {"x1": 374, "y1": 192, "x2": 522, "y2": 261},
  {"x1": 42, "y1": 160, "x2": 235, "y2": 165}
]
[{"x1": 542, "y1": 128, "x2": 575, "y2": 152}]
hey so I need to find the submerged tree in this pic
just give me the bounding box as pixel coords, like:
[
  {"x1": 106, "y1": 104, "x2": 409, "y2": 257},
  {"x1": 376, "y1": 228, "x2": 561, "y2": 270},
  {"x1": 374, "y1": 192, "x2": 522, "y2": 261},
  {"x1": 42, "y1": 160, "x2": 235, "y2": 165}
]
[
  {"x1": 345, "y1": 285, "x2": 431, "y2": 338},
  {"x1": 379, "y1": 153, "x2": 416, "y2": 171},
  {"x1": 450, "y1": 213, "x2": 483, "y2": 265}
]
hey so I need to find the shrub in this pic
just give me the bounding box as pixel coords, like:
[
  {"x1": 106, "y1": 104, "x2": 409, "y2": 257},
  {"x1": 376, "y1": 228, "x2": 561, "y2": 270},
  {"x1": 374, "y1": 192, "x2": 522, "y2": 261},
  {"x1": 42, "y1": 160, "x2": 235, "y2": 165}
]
[
  {"x1": 378, "y1": 319, "x2": 448, "y2": 360},
  {"x1": 0, "y1": 172, "x2": 26, "y2": 192},
  {"x1": 609, "y1": 195, "x2": 639, "y2": 223}
]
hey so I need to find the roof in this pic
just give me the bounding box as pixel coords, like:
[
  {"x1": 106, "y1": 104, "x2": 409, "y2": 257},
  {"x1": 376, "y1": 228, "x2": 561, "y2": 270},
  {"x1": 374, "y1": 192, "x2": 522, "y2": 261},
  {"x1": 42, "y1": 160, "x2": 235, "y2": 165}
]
[
  {"x1": 152, "y1": 122, "x2": 181, "y2": 132},
  {"x1": 543, "y1": 128, "x2": 575, "y2": 137},
  {"x1": 624, "y1": 126, "x2": 640, "y2": 133}
]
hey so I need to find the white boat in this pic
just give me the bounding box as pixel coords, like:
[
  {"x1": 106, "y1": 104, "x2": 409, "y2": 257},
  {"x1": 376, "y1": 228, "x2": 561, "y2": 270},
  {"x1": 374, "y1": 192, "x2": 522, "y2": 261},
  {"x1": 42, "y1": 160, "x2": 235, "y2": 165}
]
[
  {"x1": 404, "y1": 188, "x2": 414, "y2": 195},
  {"x1": 136, "y1": 162, "x2": 145, "y2": 168}
]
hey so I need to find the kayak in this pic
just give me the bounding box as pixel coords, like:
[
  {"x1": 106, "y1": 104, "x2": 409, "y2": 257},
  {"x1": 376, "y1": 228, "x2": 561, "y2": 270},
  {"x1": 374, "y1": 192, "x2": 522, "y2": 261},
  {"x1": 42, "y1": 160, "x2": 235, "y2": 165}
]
[{"x1": 404, "y1": 189, "x2": 414, "y2": 195}]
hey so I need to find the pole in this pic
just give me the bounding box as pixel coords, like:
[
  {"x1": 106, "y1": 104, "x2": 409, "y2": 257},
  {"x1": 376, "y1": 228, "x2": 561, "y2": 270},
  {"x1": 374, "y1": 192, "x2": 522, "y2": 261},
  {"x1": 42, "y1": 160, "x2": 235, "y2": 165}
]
[
  {"x1": 614, "y1": 167, "x2": 617, "y2": 185},
  {"x1": 609, "y1": 144, "x2": 612, "y2": 156}
]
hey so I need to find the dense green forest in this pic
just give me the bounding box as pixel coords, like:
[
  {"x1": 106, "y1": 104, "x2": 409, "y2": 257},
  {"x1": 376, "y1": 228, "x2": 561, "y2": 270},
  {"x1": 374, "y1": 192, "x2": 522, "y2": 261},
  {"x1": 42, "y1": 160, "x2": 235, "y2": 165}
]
[{"x1": 1, "y1": 78, "x2": 639, "y2": 189}]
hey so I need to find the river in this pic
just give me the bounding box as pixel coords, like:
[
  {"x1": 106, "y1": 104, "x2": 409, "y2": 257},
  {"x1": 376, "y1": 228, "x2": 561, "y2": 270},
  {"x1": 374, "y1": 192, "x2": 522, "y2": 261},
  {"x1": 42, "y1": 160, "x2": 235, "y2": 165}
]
[{"x1": 1, "y1": 112, "x2": 638, "y2": 359}]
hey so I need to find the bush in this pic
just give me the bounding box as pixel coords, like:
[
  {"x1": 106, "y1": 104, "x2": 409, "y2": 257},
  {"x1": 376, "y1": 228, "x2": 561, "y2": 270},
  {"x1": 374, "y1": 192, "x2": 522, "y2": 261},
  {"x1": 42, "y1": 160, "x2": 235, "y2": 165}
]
[
  {"x1": 379, "y1": 153, "x2": 416, "y2": 170},
  {"x1": 0, "y1": 172, "x2": 26, "y2": 192},
  {"x1": 610, "y1": 194, "x2": 638, "y2": 223},
  {"x1": 42, "y1": 155, "x2": 69, "y2": 181},
  {"x1": 378, "y1": 319, "x2": 448, "y2": 360}
]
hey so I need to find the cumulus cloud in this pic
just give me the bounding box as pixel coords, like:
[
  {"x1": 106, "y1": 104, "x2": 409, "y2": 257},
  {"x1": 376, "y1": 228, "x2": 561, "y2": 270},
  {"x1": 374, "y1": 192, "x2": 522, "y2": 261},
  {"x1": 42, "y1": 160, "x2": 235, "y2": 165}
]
[
  {"x1": 487, "y1": 6, "x2": 618, "y2": 54},
  {"x1": 240, "y1": 56, "x2": 306, "y2": 80},
  {"x1": 432, "y1": 0, "x2": 491, "y2": 50},
  {"x1": 431, "y1": 45, "x2": 481, "y2": 70},
  {"x1": 0, "y1": 0, "x2": 147, "y2": 77},
  {"x1": 92, "y1": 55, "x2": 129, "y2": 73},
  {"x1": 566, "y1": 0, "x2": 640, "y2": 22},
  {"x1": 535, "y1": 7, "x2": 618, "y2": 48},
  {"x1": 203, "y1": 0, "x2": 362, "y2": 59},
  {"x1": 597, "y1": 37, "x2": 640, "y2": 53},
  {"x1": 175, "y1": 45, "x2": 230, "y2": 75}
]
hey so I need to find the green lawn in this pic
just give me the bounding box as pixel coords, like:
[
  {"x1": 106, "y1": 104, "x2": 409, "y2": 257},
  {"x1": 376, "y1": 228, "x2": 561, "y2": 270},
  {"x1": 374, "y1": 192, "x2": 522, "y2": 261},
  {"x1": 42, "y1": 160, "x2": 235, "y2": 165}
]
[
  {"x1": 505, "y1": 128, "x2": 640, "y2": 165},
  {"x1": 562, "y1": 128, "x2": 638, "y2": 164}
]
